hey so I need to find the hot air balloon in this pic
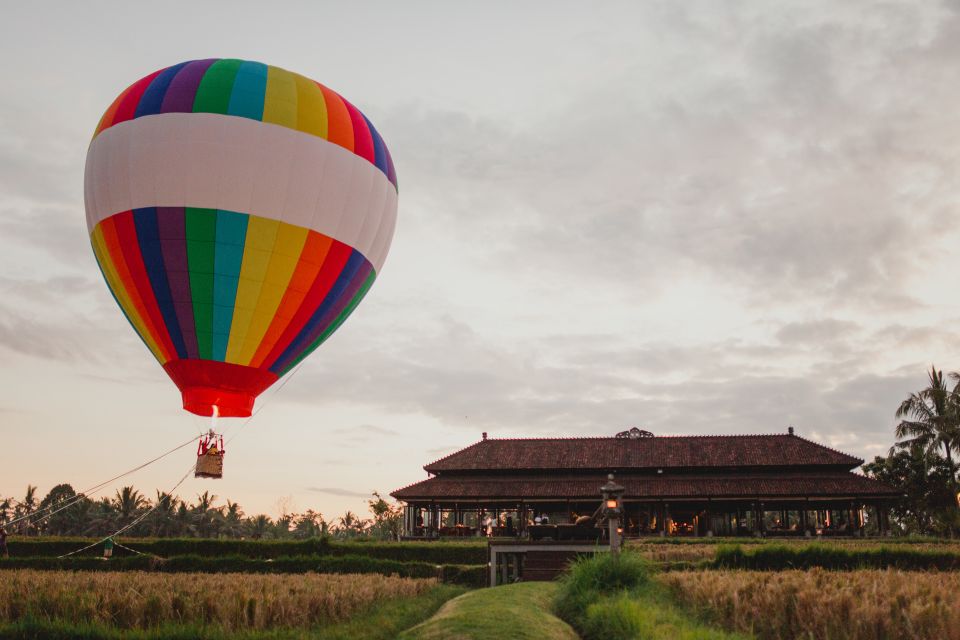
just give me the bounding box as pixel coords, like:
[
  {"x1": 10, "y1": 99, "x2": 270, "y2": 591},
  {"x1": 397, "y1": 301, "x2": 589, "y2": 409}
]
[{"x1": 84, "y1": 59, "x2": 398, "y2": 420}]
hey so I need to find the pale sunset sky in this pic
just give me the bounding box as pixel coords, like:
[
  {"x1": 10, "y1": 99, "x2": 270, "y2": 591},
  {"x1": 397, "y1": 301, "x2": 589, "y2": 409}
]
[{"x1": 2, "y1": 1, "x2": 960, "y2": 520}]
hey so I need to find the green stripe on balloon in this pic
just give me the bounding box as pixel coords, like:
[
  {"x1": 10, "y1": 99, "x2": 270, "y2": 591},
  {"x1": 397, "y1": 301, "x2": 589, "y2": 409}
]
[
  {"x1": 193, "y1": 59, "x2": 243, "y2": 115},
  {"x1": 278, "y1": 270, "x2": 376, "y2": 376},
  {"x1": 185, "y1": 207, "x2": 217, "y2": 360}
]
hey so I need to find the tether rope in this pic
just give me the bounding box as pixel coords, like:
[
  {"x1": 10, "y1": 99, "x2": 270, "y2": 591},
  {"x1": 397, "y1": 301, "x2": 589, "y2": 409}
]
[
  {"x1": 57, "y1": 461, "x2": 196, "y2": 559},
  {"x1": 224, "y1": 360, "x2": 308, "y2": 446},
  {"x1": 3, "y1": 434, "x2": 199, "y2": 528}
]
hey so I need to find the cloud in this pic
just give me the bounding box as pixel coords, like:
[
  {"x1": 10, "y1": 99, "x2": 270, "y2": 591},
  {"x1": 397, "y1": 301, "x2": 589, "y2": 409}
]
[{"x1": 306, "y1": 487, "x2": 373, "y2": 499}]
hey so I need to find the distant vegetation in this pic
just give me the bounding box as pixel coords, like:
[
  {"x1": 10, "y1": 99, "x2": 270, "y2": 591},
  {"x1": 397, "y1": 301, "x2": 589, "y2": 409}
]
[
  {"x1": 1, "y1": 485, "x2": 403, "y2": 541},
  {"x1": 862, "y1": 365, "x2": 960, "y2": 536}
]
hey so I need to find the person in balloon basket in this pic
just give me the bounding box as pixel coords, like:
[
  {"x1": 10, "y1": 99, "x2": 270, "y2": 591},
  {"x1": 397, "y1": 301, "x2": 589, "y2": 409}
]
[{"x1": 0, "y1": 525, "x2": 8, "y2": 559}]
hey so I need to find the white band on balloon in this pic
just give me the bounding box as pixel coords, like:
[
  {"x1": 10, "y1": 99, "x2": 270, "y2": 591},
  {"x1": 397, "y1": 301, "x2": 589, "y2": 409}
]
[{"x1": 84, "y1": 112, "x2": 398, "y2": 273}]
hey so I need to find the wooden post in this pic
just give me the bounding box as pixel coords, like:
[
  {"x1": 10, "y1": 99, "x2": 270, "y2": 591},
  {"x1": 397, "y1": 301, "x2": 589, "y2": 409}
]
[
  {"x1": 757, "y1": 501, "x2": 765, "y2": 537},
  {"x1": 609, "y1": 516, "x2": 621, "y2": 554}
]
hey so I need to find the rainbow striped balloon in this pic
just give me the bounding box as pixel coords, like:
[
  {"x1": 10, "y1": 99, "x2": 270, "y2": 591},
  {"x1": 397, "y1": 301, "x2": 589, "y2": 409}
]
[{"x1": 84, "y1": 59, "x2": 397, "y2": 417}]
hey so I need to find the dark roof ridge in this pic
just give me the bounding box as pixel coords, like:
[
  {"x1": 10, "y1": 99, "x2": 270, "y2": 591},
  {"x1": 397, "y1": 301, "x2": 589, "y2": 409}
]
[
  {"x1": 788, "y1": 431, "x2": 863, "y2": 465},
  {"x1": 423, "y1": 440, "x2": 486, "y2": 471}
]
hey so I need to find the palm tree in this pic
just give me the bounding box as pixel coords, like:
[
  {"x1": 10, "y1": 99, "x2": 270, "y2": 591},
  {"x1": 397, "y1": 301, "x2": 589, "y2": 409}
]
[
  {"x1": 0, "y1": 497, "x2": 13, "y2": 525},
  {"x1": 895, "y1": 366, "x2": 960, "y2": 485},
  {"x1": 113, "y1": 486, "x2": 148, "y2": 529},
  {"x1": 146, "y1": 491, "x2": 179, "y2": 537},
  {"x1": 191, "y1": 491, "x2": 222, "y2": 538},
  {"x1": 247, "y1": 514, "x2": 272, "y2": 539},
  {"x1": 221, "y1": 501, "x2": 244, "y2": 538},
  {"x1": 14, "y1": 485, "x2": 38, "y2": 535}
]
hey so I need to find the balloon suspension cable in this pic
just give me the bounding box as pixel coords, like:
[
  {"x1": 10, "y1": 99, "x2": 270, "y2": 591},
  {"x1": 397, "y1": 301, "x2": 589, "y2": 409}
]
[
  {"x1": 3, "y1": 434, "x2": 200, "y2": 528},
  {"x1": 57, "y1": 460, "x2": 196, "y2": 559},
  {"x1": 225, "y1": 360, "x2": 308, "y2": 447}
]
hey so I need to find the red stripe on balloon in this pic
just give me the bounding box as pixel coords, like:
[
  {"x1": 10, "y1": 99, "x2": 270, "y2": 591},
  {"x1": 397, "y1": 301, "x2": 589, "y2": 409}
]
[
  {"x1": 100, "y1": 214, "x2": 173, "y2": 363},
  {"x1": 256, "y1": 241, "x2": 354, "y2": 370},
  {"x1": 112, "y1": 211, "x2": 179, "y2": 361},
  {"x1": 342, "y1": 98, "x2": 375, "y2": 164},
  {"x1": 109, "y1": 69, "x2": 165, "y2": 128}
]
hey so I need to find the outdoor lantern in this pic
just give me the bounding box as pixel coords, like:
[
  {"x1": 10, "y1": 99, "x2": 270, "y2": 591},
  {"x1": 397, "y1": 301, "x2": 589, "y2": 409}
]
[{"x1": 601, "y1": 474, "x2": 625, "y2": 517}]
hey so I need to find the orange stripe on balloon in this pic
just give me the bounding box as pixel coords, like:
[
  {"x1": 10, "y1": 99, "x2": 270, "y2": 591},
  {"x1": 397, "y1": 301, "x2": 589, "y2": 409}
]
[
  {"x1": 94, "y1": 83, "x2": 137, "y2": 138},
  {"x1": 100, "y1": 215, "x2": 173, "y2": 363},
  {"x1": 112, "y1": 211, "x2": 179, "y2": 361},
  {"x1": 317, "y1": 83, "x2": 354, "y2": 152},
  {"x1": 248, "y1": 231, "x2": 333, "y2": 367}
]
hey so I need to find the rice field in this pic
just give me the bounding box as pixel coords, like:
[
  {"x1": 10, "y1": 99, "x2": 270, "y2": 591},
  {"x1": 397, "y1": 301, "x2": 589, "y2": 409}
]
[
  {"x1": 661, "y1": 568, "x2": 960, "y2": 640},
  {"x1": 0, "y1": 569, "x2": 436, "y2": 632},
  {"x1": 629, "y1": 540, "x2": 960, "y2": 564}
]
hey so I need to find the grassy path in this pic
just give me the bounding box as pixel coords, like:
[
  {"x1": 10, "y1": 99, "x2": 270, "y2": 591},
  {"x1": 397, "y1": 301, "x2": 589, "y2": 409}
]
[{"x1": 400, "y1": 582, "x2": 578, "y2": 640}]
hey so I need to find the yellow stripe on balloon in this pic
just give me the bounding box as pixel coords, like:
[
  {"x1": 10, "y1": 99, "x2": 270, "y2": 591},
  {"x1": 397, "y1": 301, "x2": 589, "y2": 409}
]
[
  {"x1": 232, "y1": 222, "x2": 308, "y2": 365},
  {"x1": 293, "y1": 73, "x2": 328, "y2": 138},
  {"x1": 224, "y1": 216, "x2": 279, "y2": 363},
  {"x1": 262, "y1": 66, "x2": 298, "y2": 129},
  {"x1": 91, "y1": 226, "x2": 166, "y2": 363}
]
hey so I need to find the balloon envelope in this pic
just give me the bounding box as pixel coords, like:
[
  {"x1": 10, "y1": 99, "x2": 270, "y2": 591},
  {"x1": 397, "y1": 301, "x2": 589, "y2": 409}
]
[{"x1": 84, "y1": 59, "x2": 398, "y2": 417}]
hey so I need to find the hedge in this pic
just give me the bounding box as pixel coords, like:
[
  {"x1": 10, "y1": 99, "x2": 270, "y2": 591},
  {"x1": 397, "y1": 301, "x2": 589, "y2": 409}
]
[
  {"x1": 5, "y1": 537, "x2": 487, "y2": 564},
  {"x1": 714, "y1": 543, "x2": 960, "y2": 571},
  {"x1": 0, "y1": 553, "x2": 487, "y2": 585},
  {"x1": 439, "y1": 563, "x2": 487, "y2": 588}
]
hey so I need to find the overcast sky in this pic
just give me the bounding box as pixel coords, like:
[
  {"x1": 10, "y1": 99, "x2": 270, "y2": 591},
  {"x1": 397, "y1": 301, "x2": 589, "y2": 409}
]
[{"x1": 1, "y1": 1, "x2": 959, "y2": 520}]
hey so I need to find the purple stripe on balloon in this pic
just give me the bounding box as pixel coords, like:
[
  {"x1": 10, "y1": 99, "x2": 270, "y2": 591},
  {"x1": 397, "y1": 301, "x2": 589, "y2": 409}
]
[
  {"x1": 156, "y1": 206, "x2": 199, "y2": 359},
  {"x1": 271, "y1": 260, "x2": 373, "y2": 374},
  {"x1": 160, "y1": 59, "x2": 217, "y2": 113}
]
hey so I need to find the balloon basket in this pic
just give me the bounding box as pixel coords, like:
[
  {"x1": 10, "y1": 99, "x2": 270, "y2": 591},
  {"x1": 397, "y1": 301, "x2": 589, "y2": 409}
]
[{"x1": 195, "y1": 432, "x2": 225, "y2": 479}]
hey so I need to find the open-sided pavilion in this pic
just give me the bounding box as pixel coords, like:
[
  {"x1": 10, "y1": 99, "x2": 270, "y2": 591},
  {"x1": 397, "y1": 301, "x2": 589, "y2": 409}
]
[{"x1": 391, "y1": 428, "x2": 901, "y2": 538}]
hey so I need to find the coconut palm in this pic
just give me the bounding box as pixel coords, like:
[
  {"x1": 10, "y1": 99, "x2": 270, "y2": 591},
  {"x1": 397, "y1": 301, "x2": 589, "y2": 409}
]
[
  {"x1": 14, "y1": 485, "x2": 38, "y2": 535},
  {"x1": 220, "y1": 501, "x2": 245, "y2": 538},
  {"x1": 895, "y1": 366, "x2": 960, "y2": 486},
  {"x1": 113, "y1": 486, "x2": 148, "y2": 529},
  {"x1": 191, "y1": 491, "x2": 222, "y2": 538},
  {"x1": 247, "y1": 514, "x2": 272, "y2": 539},
  {"x1": 145, "y1": 491, "x2": 179, "y2": 537}
]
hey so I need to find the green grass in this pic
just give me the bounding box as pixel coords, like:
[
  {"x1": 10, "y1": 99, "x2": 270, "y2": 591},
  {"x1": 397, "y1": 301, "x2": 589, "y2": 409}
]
[
  {"x1": 554, "y1": 552, "x2": 750, "y2": 640},
  {"x1": 0, "y1": 585, "x2": 466, "y2": 640},
  {"x1": 400, "y1": 582, "x2": 578, "y2": 640}
]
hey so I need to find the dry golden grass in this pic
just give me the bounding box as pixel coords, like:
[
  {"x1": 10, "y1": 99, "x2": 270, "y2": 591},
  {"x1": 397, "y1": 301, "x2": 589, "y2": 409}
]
[
  {"x1": 661, "y1": 568, "x2": 960, "y2": 640},
  {"x1": 0, "y1": 570, "x2": 435, "y2": 631}
]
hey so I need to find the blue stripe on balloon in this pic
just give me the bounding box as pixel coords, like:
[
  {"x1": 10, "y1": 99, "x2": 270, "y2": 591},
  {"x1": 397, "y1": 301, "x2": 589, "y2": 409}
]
[
  {"x1": 132, "y1": 207, "x2": 188, "y2": 358},
  {"x1": 363, "y1": 115, "x2": 389, "y2": 177},
  {"x1": 135, "y1": 62, "x2": 190, "y2": 119},
  {"x1": 211, "y1": 210, "x2": 248, "y2": 361},
  {"x1": 268, "y1": 250, "x2": 366, "y2": 375},
  {"x1": 227, "y1": 61, "x2": 268, "y2": 121}
]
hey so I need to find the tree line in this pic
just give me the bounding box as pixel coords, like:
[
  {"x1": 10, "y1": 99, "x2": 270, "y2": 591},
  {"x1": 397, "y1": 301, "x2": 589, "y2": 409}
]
[
  {"x1": 863, "y1": 366, "x2": 960, "y2": 536},
  {"x1": 0, "y1": 485, "x2": 403, "y2": 541}
]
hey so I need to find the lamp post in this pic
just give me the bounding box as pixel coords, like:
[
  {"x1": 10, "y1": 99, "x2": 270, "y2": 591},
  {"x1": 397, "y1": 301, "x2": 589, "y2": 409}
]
[{"x1": 601, "y1": 473, "x2": 626, "y2": 554}]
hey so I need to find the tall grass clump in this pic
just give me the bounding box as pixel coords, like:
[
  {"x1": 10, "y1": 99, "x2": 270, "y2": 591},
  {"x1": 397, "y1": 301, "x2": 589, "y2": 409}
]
[{"x1": 553, "y1": 552, "x2": 650, "y2": 636}]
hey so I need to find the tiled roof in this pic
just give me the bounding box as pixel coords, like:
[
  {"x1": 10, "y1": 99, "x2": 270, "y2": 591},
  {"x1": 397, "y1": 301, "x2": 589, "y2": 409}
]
[
  {"x1": 423, "y1": 434, "x2": 862, "y2": 473},
  {"x1": 391, "y1": 472, "x2": 900, "y2": 501}
]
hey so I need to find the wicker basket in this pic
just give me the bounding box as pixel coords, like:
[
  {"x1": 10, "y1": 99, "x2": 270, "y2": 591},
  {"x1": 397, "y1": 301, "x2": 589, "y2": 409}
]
[{"x1": 195, "y1": 453, "x2": 224, "y2": 479}]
